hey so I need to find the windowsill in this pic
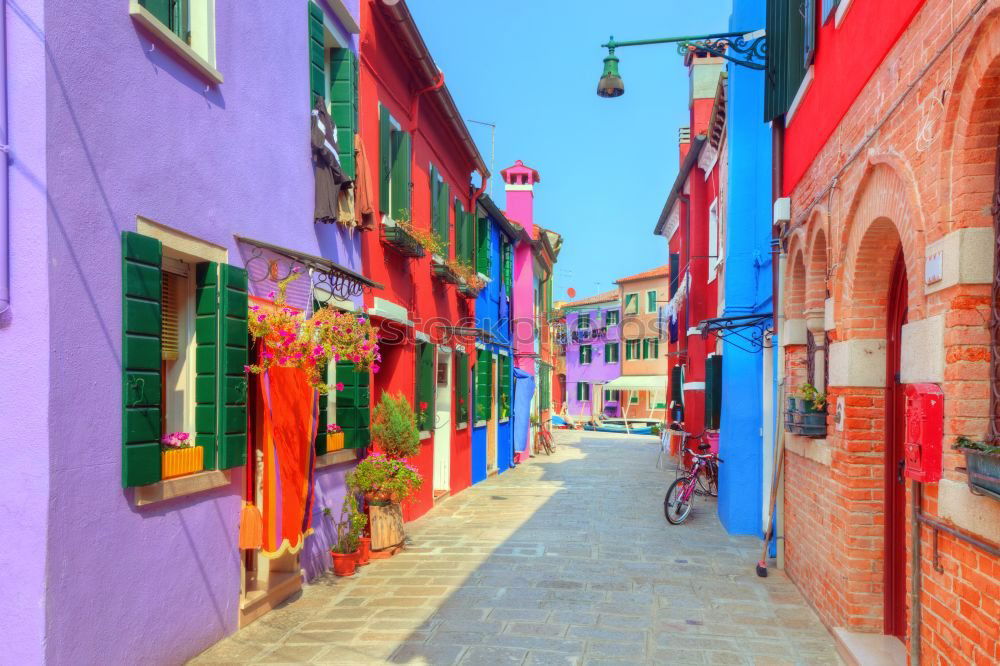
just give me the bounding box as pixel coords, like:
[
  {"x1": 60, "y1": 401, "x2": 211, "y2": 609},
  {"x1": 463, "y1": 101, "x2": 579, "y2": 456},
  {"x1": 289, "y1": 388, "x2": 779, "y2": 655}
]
[
  {"x1": 133, "y1": 470, "x2": 231, "y2": 507},
  {"x1": 499, "y1": 418, "x2": 510, "y2": 424},
  {"x1": 419, "y1": 431, "x2": 432, "y2": 441},
  {"x1": 475, "y1": 420, "x2": 487, "y2": 428},
  {"x1": 457, "y1": 422, "x2": 468, "y2": 430},
  {"x1": 834, "y1": 0, "x2": 853, "y2": 28},
  {"x1": 129, "y1": 2, "x2": 223, "y2": 85},
  {"x1": 784, "y1": 66, "x2": 814, "y2": 126},
  {"x1": 316, "y1": 448, "x2": 361, "y2": 469}
]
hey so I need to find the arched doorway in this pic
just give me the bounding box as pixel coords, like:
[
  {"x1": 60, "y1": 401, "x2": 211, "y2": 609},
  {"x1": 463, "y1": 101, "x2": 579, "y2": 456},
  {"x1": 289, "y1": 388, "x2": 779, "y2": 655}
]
[{"x1": 884, "y1": 248, "x2": 908, "y2": 638}]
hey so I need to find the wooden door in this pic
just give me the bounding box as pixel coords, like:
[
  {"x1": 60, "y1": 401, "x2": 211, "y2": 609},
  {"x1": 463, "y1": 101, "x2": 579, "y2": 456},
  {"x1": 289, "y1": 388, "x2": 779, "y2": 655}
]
[{"x1": 884, "y1": 249, "x2": 908, "y2": 638}]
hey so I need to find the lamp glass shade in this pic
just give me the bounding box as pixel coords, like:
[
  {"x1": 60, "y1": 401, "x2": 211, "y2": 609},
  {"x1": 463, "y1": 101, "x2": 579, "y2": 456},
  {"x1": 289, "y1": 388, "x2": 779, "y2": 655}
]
[{"x1": 597, "y1": 53, "x2": 624, "y2": 98}]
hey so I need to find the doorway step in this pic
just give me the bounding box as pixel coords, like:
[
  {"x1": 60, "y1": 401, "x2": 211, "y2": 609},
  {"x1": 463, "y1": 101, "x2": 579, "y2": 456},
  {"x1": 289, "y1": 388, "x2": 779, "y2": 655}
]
[{"x1": 833, "y1": 628, "x2": 905, "y2": 666}]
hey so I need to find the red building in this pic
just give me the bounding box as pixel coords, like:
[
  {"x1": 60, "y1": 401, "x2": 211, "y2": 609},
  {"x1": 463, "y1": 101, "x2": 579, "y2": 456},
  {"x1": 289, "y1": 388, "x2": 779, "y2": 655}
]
[
  {"x1": 359, "y1": 0, "x2": 489, "y2": 520},
  {"x1": 654, "y1": 52, "x2": 726, "y2": 445}
]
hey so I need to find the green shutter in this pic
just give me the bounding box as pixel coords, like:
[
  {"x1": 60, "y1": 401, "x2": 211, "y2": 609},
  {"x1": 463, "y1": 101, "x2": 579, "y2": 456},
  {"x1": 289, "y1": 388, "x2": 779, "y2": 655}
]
[
  {"x1": 498, "y1": 354, "x2": 511, "y2": 420},
  {"x1": 669, "y1": 253, "x2": 680, "y2": 296},
  {"x1": 454, "y1": 200, "x2": 465, "y2": 264},
  {"x1": 476, "y1": 216, "x2": 490, "y2": 275},
  {"x1": 314, "y1": 299, "x2": 329, "y2": 456},
  {"x1": 217, "y1": 265, "x2": 248, "y2": 469},
  {"x1": 415, "y1": 342, "x2": 435, "y2": 430},
  {"x1": 308, "y1": 2, "x2": 325, "y2": 105},
  {"x1": 122, "y1": 232, "x2": 163, "y2": 487},
  {"x1": 429, "y1": 165, "x2": 439, "y2": 240},
  {"x1": 336, "y1": 361, "x2": 371, "y2": 449},
  {"x1": 329, "y1": 48, "x2": 358, "y2": 178},
  {"x1": 195, "y1": 262, "x2": 219, "y2": 470},
  {"x1": 765, "y1": 0, "x2": 808, "y2": 121},
  {"x1": 391, "y1": 130, "x2": 411, "y2": 222},
  {"x1": 438, "y1": 182, "x2": 451, "y2": 258},
  {"x1": 141, "y1": 0, "x2": 187, "y2": 40},
  {"x1": 379, "y1": 105, "x2": 391, "y2": 215},
  {"x1": 671, "y1": 365, "x2": 684, "y2": 409},
  {"x1": 455, "y1": 352, "x2": 469, "y2": 424},
  {"x1": 642, "y1": 339, "x2": 649, "y2": 359},
  {"x1": 475, "y1": 349, "x2": 492, "y2": 422},
  {"x1": 650, "y1": 338, "x2": 658, "y2": 359}
]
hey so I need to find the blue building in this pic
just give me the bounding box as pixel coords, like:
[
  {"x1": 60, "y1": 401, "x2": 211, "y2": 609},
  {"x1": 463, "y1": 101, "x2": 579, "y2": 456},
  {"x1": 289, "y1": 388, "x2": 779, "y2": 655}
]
[
  {"x1": 471, "y1": 195, "x2": 519, "y2": 483},
  {"x1": 716, "y1": 0, "x2": 775, "y2": 536}
]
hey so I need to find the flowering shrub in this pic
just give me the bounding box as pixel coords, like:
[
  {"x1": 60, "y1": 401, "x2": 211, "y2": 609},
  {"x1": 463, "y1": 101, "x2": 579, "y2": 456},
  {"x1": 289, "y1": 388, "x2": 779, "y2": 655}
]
[
  {"x1": 246, "y1": 271, "x2": 381, "y2": 392},
  {"x1": 161, "y1": 432, "x2": 193, "y2": 451},
  {"x1": 347, "y1": 452, "x2": 423, "y2": 503},
  {"x1": 451, "y1": 260, "x2": 486, "y2": 291},
  {"x1": 371, "y1": 392, "x2": 420, "y2": 459},
  {"x1": 396, "y1": 216, "x2": 446, "y2": 257}
]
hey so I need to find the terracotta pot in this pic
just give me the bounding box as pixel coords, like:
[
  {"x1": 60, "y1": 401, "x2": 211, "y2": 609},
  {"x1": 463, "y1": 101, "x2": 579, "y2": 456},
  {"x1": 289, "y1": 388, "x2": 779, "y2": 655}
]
[
  {"x1": 357, "y1": 536, "x2": 371, "y2": 566},
  {"x1": 331, "y1": 550, "x2": 357, "y2": 576}
]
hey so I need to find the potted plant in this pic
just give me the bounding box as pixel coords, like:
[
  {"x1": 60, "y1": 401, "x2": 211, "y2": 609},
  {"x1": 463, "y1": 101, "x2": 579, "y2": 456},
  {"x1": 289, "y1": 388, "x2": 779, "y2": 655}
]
[
  {"x1": 955, "y1": 437, "x2": 1000, "y2": 499},
  {"x1": 370, "y1": 391, "x2": 421, "y2": 458},
  {"x1": 451, "y1": 261, "x2": 486, "y2": 297},
  {"x1": 161, "y1": 432, "x2": 203, "y2": 479},
  {"x1": 326, "y1": 423, "x2": 344, "y2": 452},
  {"x1": 381, "y1": 215, "x2": 427, "y2": 258},
  {"x1": 322, "y1": 492, "x2": 367, "y2": 576},
  {"x1": 347, "y1": 453, "x2": 423, "y2": 551},
  {"x1": 796, "y1": 383, "x2": 827, "y2": 438}
]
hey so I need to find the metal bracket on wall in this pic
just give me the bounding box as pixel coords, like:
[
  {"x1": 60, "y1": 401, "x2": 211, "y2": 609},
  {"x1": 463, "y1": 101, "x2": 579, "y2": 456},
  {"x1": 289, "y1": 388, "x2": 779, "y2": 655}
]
[{"x1": 697, "y1": 313, "x2": 774, "y2": 353}]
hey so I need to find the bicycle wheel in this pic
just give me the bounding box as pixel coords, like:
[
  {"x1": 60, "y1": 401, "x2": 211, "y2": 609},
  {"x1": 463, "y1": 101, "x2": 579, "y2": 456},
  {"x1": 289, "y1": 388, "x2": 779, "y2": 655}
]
[
  {"x1": 705, "y1": 462, "x2": 719, "y2": 497},
  {"x1": 664, "y1": 477, "x2": 695, "y2": 525},
  {"x1": 542, "y1": 430, "x2": 555, "y2": 454}
]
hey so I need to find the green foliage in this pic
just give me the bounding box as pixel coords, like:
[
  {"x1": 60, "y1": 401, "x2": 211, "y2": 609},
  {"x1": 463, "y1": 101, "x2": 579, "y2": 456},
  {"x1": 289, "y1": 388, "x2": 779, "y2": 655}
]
[
  {"x1": 347, "y1": 453, "x2": 423, "y2": 503},
  {"x1": 954, "y1": 436, "x2": 1000, "y2": 455},
  {"x1": 371, "y1": 391, "x2": 420, "y2": 459},
  {"x1": 323, "y1": 492, "x2": 367, "y2": 555},
  {"x1": 798, "y1": 383, "x2": 826, "y2": 410}
]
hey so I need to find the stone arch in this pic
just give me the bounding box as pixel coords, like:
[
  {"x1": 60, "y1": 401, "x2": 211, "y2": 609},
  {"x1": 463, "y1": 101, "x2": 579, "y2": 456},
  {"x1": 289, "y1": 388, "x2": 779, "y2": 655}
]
[
  {"x1": 840, "y1": 161, "x2": 925, "y2": 337},
  {"x1": 941, "y1": 5, "x2": 1000, "y2": 229},
  {"x1": 805, "y1": 208, "x2": 830, "y2": 321},
  {"x1": 786, "y1": 246, "x2": 807, "y2": 322}
]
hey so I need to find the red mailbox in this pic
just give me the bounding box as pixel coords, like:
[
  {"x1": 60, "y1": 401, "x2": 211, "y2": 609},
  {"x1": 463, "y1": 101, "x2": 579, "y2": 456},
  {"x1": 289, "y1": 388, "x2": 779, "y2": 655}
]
[{"x1": 903, "y1": 383, "x2": 944, "y2": 482}]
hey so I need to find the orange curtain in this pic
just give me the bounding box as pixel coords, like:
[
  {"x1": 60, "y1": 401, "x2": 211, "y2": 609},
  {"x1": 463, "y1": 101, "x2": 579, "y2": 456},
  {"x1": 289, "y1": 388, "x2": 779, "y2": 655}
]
[{"x1": 259, "y1": 364, "x2": 318, "y2": 557}]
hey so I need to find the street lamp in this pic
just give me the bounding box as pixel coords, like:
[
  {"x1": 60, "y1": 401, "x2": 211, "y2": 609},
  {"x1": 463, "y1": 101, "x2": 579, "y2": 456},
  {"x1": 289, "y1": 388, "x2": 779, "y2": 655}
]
[{"x1": 596, "y1": 30, "x2": 767, "y2": 98}]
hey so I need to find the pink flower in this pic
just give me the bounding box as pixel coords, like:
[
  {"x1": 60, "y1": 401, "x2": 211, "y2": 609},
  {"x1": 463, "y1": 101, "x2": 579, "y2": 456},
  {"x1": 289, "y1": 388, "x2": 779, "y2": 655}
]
[
  {"x1": 357, "y1": 317, "x2": 366, "y2": 324},
  {"x1": 313, "y1": 345, "x2": 323, "y2": 355},
  {"x1": 243, "y1": 365, "x2": 252, "y2": 373},
  {"x1": 267, "y1": 291, "x2": 276, "y2": 299},
  {"x1": 371, "y1": 364, "x2": 381, "y2": 373},
  {"x1": 257, "y1": 314, "x2": 267, "y2": 322},
  {"x1": 250, "y1": 305, "x2": 260, "y2": 311},
  {"x1": 419, "y1": 402, "x2": 428, "y2": 410},
  {"x1": 336, "y1": 382, "x2": 345, "y2": 391},
  {"x1": 292, "y1": 266, "x2": 302, "y2": 274},
  {"x1": 262, "y1": 352, "x2": 273, "y2": 360},
  {"x1": 294, "y1": 352, "x2": 303, "y2": 359}
]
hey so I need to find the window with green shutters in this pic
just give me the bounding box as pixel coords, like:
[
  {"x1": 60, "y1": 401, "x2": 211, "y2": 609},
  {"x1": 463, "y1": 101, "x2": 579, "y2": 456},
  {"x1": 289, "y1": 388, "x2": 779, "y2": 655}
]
[
  {"x1": 646, "y1": 290, "x2": 657, "y2": 314},
  {"x1": 576, "y1": 382, "x2": 591, "y2": 402},
  {"x1": 501, "y1": 241, "x2": 513, "y2": 299},
  {"x1": 642, "y1": 337, "x2": 659, "y2": 359},
  {"x1": 604, "y1": 342, "x2": 619, "y2": 363},
  {"x1": 329, "y1": 48, "x2": 359, "y2": 178},
  {"x1": 579, "y1": 345, "x2": 592, "y2": 365},
  {"x1": 605, "y1": 310, "x2": 619, "y2": 326},
  {"x1": 498, "y1": 354, "x2": 511, "y2": 420},
  {"x1": 578, "y1": 314, "x2": 590, "y2": 329},
  {"x1": 670, "y1": 365, "x2": 684, "y2": 408},
  {"x1": 429, "y1": 165, "x2": 450, "y2": 256},
  {"x1": 140, "y1": 0, "x2": 190, "y2": 43},
  {"x1": 704, "y1": 355, "x2": 723, "y2": 430},
  {"x1": 538, "y1": 365, "x2": 551, "y2": 410},
  {"x1": 669, "y1": 254, "x2": 680, "y2": 296},
  {"x1": 122, "y1": 231, "x2": 248, "y2": 487},
  {"x1": 415, "y1": 342, "x2": 435, "y2": 432},
  {"x1": 624, "y1": 293, "x2": 638, "y2": 314},
  {"x1": 454, "y1": 200, "x2": 475, "y2": 269},
  {"x1": 625, "y1": 339, "x2": 640, "y2": 360},
  {"x1": 379, "y1": 105, "x2": 411, "y2": 223},
  {"x1": 474, "y1": 349, "x2": 493, "y2": 423},
  {"x1": 476, "y1": 216, "x2": 490, "y2": 276},
  {"x1": 308, "y1": 2, "x2": 325, "y2": 105},
  {"x1": 336, "y1": 361, "x2": 371, "y2": 449},
  {"x1": 604, "y1": 389, "x2": 620, "y2": 402},
  {"x1": 765, "y1": 0, "x2": 809, "y2": 121},
  {"x1": 455, "y1": 351, "x2": 469, "y2": 425}
]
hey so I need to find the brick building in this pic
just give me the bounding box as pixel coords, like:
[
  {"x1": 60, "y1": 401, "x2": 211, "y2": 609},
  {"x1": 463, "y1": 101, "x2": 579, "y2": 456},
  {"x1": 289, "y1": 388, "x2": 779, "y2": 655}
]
[{"x1": 769, "y1": 0, "x2": 1000, "y2": 661}]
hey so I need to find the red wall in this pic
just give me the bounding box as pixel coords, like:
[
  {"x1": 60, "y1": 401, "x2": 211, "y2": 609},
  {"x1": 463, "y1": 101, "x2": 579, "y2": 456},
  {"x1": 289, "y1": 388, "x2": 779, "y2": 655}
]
[
  {"x1": 360, "y1": 0, "x2": 478, "y2": 520},
  {"x1": 783, "y1": 0, "x2": 925, "y2": 194}
]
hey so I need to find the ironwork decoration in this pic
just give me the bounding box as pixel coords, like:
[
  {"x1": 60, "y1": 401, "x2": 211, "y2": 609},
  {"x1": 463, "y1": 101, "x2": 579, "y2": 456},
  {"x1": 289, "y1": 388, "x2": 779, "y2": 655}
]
[
  {"x1": 236, "y1": 235, "x2": 382, "y2": 305},
  {"x1": 698, "y1": 313, "x2": 774, "y2": 353},
  {"x1": 674, "y1": 32, "x2": 767, "y2": 70}
]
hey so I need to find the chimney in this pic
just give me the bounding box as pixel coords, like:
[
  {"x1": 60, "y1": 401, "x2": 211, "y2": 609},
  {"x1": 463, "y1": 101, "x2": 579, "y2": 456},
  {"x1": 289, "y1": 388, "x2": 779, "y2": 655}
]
[
  {"x1": 501, "y1": 160, "x2": 541, "y2": 231},
  {"x1": 686, "y1": 50, "x2": 725, "y2": 136},
  {"x1": 678, "y1": 126, "x2": 691, "y2": 163}
]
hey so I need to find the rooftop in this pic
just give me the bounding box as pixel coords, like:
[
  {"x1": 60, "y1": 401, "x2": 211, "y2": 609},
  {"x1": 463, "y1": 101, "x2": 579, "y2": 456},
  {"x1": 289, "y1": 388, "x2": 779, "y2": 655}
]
[
  {"x1": 563, "y1": 289, "x2": 619, "y2": 308},
  {"x1": 615, "y1": 264, "x2": 670, "y2": 284}
]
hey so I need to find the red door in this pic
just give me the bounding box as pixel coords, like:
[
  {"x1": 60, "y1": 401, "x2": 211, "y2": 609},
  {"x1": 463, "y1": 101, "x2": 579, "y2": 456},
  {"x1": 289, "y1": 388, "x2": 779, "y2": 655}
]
[{"x1": 884, "y1": 249, "x2": 908, "y2": 638}]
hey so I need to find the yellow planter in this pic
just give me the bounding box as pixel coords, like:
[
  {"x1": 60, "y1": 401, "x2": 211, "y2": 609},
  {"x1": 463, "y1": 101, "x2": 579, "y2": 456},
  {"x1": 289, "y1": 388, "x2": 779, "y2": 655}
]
[
  {"x1": 326, "y1": 432, "x2": 345, "y2": 452},
  {"x1": 162, "y1": 446, "x2": 204, "y2": 479}
]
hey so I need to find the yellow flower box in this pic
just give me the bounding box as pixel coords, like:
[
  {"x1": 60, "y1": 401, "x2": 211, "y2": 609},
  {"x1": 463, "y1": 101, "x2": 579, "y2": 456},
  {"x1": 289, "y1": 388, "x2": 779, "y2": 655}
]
[
  {"x1": 326, "y1": 432, "x2": 345, "y2": 452},
  {"x1": 162, "y1": 446, "x2": 204, "y2": 479}
]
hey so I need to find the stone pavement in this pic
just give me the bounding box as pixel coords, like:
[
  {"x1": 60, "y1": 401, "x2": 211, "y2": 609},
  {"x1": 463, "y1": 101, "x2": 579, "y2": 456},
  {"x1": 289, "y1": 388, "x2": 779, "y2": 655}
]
[{"x1": 191, "y1": 431, "x2": 841, "y2": 665}]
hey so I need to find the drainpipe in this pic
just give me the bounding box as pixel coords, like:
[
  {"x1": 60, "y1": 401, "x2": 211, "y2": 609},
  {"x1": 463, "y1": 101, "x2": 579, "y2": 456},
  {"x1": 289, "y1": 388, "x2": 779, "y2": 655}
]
[
  {"x1": 471, "y1": 170, "x2": 488, "y2": 205},
  {"x1": 408, "y1": 71, "x2": 445, "y2": 132},
  {"x1": 910, "y1": 480, "x2": 922, "y2": 666},
  {"x1": 771, "y1": 116, "x2": 785, "y2": 563},
  {"x1": 0, "y1": 0, "x2": 9, "y2": 319}
]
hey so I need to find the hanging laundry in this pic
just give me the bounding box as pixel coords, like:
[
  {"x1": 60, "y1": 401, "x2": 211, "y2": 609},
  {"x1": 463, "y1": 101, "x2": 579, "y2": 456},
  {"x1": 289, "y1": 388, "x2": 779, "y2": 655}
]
[
  {"x1": 312, "y1": 97, "x2": 347, "y2": 224},
  {"x1": 353, "y1": 134, "x2": 376, "y2": 231}
]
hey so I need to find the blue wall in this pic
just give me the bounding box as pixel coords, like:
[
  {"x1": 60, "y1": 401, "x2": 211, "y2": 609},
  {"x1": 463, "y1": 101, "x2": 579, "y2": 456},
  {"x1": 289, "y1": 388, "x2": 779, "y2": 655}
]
[
  {"x1": 472, "y1": 208, "x2": 515, "y2": 483},
  {"x1": 717, "y1": 0, "x2": 773, "y2": 536}
]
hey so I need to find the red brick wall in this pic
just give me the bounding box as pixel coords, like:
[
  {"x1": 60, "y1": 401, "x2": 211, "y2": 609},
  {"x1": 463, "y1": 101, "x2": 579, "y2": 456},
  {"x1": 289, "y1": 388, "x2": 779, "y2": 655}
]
[{"x1": 780, "y1": 1, "x2": 1000, "y2": 659}]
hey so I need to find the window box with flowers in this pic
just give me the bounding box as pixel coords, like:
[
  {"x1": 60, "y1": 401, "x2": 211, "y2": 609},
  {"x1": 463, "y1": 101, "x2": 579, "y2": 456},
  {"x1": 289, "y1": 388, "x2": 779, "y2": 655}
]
[
  {"x1": 784, "y1": 383, "x2": 827, "y2": 438},
  {"x1": 161, "y1": 432, "x2": 204, "y2": 479},
  {"x1": 380, "y1": 217, "x2": 425, "y2": 258},
  {"x1": 453, "y1": 261, "x2": 485, "y2": 297},
  {"x1": 955, "y1": 437, "x2": 1000, "y2": 501},
  {"x1": 431, "y1": 255, "x2": 460, "y2": 285}
]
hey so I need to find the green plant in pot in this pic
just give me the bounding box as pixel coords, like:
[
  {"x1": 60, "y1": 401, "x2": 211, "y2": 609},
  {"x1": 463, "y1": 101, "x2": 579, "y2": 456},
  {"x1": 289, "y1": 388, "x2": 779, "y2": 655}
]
[
  {"x1": 323, "y1": 492, "x2": 367, "y2": 576},
  {"x1": 371, "y1": 391, "x2": 420, "y2": 459},
  {"x1": 955, "y1": 436, "x2": 1000, "y2": 498},
  {"x1": 347, "y1": 453, "x2": 423, "y2": 505},
  {"x1": 798, "y1": 383, "x2": 826, "y2": 412},
  {"x1": 796, "y1": 383, "x2": 827, "y2": 438}
]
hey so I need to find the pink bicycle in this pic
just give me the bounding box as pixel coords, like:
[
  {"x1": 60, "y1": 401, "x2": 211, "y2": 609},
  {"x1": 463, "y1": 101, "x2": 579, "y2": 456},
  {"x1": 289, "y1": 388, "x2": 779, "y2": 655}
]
[{"x1": 663, "y1": 443, "x2": 724, "y2": 525}]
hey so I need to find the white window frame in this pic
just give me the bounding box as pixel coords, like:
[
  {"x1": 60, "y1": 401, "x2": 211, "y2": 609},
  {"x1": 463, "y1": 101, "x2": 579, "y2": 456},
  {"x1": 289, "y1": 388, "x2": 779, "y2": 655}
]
[
  {"x1": 129, "y1": 0, "x2": 222, "y2": 84},
  {"x1": 605, "y1": 310, "x2": 620, "y2": 326},
  {"x1": 708, "y1": 198, "x2": 720, "y2": 279},
  {"x1": 580, "y1": 344, "x2": 592, "y2": 365}
]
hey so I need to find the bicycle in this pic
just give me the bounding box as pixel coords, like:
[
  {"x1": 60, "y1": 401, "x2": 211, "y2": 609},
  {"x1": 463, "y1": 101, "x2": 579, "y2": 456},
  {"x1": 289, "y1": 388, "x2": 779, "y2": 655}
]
[
  {"x1": 663, "y1": 443, "x2": 724, "y2": 525},
  {"x1": 534, "y1": 420, "x2": 555, "y2": 455}
]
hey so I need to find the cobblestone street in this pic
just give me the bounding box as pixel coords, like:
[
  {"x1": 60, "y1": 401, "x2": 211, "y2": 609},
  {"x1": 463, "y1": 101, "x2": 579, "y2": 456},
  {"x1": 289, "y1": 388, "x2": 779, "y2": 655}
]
[{"x1": 192, "y1": 432, "x2": 840, "y2": 665}]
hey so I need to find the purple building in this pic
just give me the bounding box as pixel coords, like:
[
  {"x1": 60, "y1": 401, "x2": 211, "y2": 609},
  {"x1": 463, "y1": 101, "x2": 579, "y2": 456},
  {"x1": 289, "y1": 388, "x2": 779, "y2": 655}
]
[
  {"x1": 1, "y1": 1, "x2": 373, "y2": 661},
  {"x1": 563, "y1": 290, "x2": 622, "y2": 420}
]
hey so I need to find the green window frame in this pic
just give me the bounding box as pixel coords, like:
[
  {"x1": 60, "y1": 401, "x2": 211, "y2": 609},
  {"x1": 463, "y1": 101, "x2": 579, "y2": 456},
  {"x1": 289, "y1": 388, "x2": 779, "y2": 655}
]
[
  {"x1": 605, "y1": 310, "x2": 619, "y2": 326},
  {"x1": 379, "y1": 105, "x2": 411, "y2": 224},
  {"x1": 578, "y1": 314, "x2": 590, "y2": 329},
  {"x1": 455, "y1": 351, "x2": 470, "y2": 425},
  {"x1": 476, "y1": 216, "x2": 490, "y2": 276},
  {"x1": 455, "y1": 199, "x2": 475, "y2": 269},
  {"x1": 670, "y1": 365, "x2": 684, "y2": 408},
  {"x1": 538, "y1": 365, "x2": 551, "y2": 411},
  {"x1": 498, "y1": 354, "x2": 511, "y2": 420},
  {"x1": 625, "y1": 339, "x2": 640, "y2": 360},
  {"x1": 643, "y1": 337, "x2": 658, "y2": 359},
  {"x1": 624, "y1": 293, "x2": 638, "y2": 314},
  {"x1": 140, "y1": 0, "x2": 190, "y2": 43},
  {"x1": 705, "y1": 355, "x2": 723, "y2": 430},
  {"x1": 429, "y1": 165, "x2": 450, "y2": 257},
  {"x1": 576, "y1": 382, "x2": 591, "y2": 402},
  {"x1": 646, "y1": 290, "x2": 657, "y2": 313},
  {"x1": 604, "y1": 389, "x2": 620, "y2": 402},
  {"x1": 501, "y1": 241, "x2": 513, "y2": 299},
  {"x1": 415, "y1": 342, "x2": 435, "y2": 432},
  {"x1": 121, "y1": 231, "x2": 248, "y2": 487},
  {"x1": 604, "y1": 342, "x2": 619, "y2": 363},
  {"x1": 630, "y1": 393, "x2": 639, "y2": 405},
  {"x1": 475, "y1": 349, "x2": 493, "y2": 423},
  {"x1": 334, "y1": 361, "x2": 371, "y2": 451},
  {"x1": 329, "y1": 47, "x2": 359, "y2": 178},
  {"x1": 579, "y1": 345, "x2": 592, "y2": 365}
]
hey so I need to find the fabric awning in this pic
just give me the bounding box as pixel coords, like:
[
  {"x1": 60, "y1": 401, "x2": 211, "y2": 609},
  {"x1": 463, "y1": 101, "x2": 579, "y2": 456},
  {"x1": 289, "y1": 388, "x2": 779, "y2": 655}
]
[{"x1": 603, "y1": 375, "x2": 668, "y2": 391}]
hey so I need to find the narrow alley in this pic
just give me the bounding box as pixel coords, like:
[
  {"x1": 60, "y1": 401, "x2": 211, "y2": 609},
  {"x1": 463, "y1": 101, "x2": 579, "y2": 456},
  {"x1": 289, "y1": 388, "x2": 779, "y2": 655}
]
[{"x1": 192, "y1": 432, "x2": 840, "y2": 665}]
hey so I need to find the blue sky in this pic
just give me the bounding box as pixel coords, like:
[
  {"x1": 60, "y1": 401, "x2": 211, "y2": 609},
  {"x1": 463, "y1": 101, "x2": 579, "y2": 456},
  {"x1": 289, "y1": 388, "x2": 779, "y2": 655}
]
[{"x1": 409, "y1": 0, "x2": 733, "y2": 302}]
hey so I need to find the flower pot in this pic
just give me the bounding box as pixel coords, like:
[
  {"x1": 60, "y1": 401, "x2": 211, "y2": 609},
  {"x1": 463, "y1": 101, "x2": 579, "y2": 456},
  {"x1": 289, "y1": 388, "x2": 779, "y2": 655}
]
[
  {"x1": 369, "y1": 501, "x2": 405, "y2": 551},
  {"x1": 326, "y1": 431, "x2": 345, "y2": 452},
  {"x1": 357, "y1": 536, "x2": 371, "y2": 566},
  {"x1": 381, "y1": 224, "x2": 425, "y2": 258},
  {"x1": 331, "y1": 550, "x2": 358, "y2": 576},
  {"x1": 965, "y1": 449, "x2": 1000, "y2": 499},
  {"x1": 431, "y1": 261, "x2": 460, "y2": 285},
  {"x1": 799, "y1": 412, "x2": 827, "y2": 438},
  {"x1": 162, "y1": 446, "x2": 204, "y2": 479}
]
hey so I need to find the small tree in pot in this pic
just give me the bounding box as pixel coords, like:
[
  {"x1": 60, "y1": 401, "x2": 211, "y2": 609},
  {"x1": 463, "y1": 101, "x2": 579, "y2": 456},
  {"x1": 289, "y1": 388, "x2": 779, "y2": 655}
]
[{"x1": 323, "y1": 492, "x2": 367, "y2": 576}]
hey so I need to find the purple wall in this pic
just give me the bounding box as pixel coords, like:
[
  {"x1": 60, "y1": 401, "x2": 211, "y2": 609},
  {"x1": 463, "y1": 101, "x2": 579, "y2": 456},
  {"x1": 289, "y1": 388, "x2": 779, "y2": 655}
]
[
  {"x1": 1, "y1": 1, "x2": 363, "y2": 662},
  {"x1": 564, "y1": 305, "x2": 621, "y2": 418}
]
